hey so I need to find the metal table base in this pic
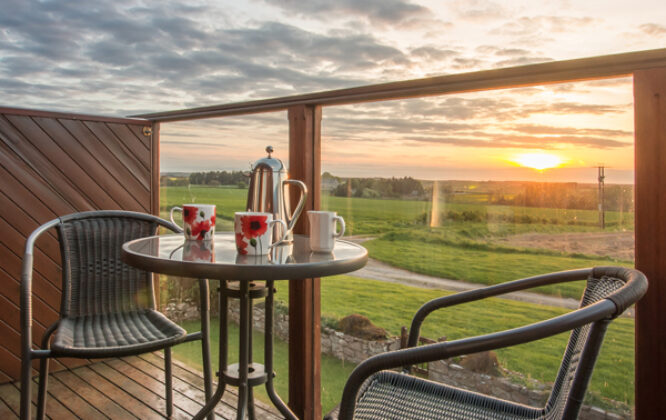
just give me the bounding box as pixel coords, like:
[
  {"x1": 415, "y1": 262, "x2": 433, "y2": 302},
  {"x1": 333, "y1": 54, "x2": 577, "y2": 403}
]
[{"x1": 193, "y1": 279, "x2": 296, "y2": 420}]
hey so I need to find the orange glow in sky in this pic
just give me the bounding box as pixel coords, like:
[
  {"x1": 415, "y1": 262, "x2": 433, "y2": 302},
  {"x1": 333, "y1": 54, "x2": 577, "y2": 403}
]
[{"x1": 511, "y1": 153, "x2": 564, "y2": 171}]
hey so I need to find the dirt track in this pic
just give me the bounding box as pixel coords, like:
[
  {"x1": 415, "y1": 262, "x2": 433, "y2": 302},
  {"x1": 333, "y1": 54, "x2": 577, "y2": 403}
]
[
  {"x1": 494, "y1": 231, "x2": 634, "y2": 262},
  {"x1": 348, "y1": 232, "x2": 635, "y2": 317}
]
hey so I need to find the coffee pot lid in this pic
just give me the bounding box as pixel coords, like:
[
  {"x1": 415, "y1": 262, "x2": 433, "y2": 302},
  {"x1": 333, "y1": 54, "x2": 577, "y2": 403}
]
[{"x1": 252, "y1": 145, "x2": 285, "y2": 172}]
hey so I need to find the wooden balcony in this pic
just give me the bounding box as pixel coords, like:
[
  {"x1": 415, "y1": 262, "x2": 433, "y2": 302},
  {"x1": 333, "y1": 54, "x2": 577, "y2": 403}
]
[
  {"x1": 0, "y1": 353, "x2": 280, "y2": 419},
  {"x1": 1, "y1": 47, "x2": 665, "y2": 419}
]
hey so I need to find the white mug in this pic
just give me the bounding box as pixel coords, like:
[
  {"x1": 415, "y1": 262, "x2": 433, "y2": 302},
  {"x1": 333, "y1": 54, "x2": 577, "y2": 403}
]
[
  {"x1": 235, "y1": 212, "x2": 287, "y2": 255},
  {"x1": 170, "y1": 204, "x2": 216, "y2": 241},
  {"x1": 308, "y1": 211, "x2": 345, "y2": 253}
]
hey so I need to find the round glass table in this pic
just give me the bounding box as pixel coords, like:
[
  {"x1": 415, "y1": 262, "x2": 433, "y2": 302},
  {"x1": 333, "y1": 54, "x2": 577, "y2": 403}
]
[{"x1": 122, "y1": 233, "x2": 368, "y2": 420}]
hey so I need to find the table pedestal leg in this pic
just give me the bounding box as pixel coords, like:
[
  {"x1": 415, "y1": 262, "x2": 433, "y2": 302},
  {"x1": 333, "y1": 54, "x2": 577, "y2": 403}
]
[
  {"x1": 193, "y1": 280, "x2": 227, "y2": 420},
  {"x1": 265, "y1": 280, "x2": 298, "y2": 420},
  {"x1": 199, "y1": 279, "x2": 215, "y2": 420},
  {"x1": 207, "y1": 280, "x2": 293, "y2": 420},
  {"x1": 237, "y1": 280, "x2": 249, "y2": 420}
]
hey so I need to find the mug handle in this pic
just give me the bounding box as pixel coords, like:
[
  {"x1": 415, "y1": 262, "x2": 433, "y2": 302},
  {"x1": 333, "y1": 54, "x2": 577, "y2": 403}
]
[
  {"x1": 268, "y1": 219, "x2": 289, "y2": 248},
  {"x1": 170, "y1": 206, "x2": 183, "y2": 231},
  {"x1": 333, "y1": 215, "x2": 346, "y2": 238}
]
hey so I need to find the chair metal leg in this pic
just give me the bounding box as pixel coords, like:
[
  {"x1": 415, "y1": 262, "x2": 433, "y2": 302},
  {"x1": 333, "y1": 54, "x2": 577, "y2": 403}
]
[
  {"x1": 34, "y1": 321, "x2": 57, "y2": 420},
  {"x1": 165, "y1": 347, "x2": 173, "y2": 418},
  {"x1": 36, "y1": 357, "x2": 50, "y2": 420},
  {"x1": 20, "y1": 352, "x2": 32, "y2": 420}
]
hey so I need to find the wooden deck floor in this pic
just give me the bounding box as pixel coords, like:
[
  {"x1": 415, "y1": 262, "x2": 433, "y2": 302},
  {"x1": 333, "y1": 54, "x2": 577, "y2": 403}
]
[{"x1": 0, "y1": 353, "x2": 281, "y2": 419}]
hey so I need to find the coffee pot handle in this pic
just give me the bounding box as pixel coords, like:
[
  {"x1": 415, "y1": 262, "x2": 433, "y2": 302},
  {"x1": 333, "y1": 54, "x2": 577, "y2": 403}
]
[{"x1": 283, "y1": 179, "x2": 308, "y2": 232}]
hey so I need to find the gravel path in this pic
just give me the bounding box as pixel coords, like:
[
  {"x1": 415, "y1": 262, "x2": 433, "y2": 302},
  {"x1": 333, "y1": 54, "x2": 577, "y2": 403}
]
[{"x1": 347, "y1": 236, "x2": 634, "y2": 317}]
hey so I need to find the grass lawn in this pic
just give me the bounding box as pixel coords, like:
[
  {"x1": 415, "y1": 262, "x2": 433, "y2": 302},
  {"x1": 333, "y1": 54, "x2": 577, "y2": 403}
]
[
  {"x1": 163, "y1": 185, "x2": 635, "y2": 409},
  {"x1": 172, "y1": 276, "x2": 634, "y2": 411},
  {"x1": 319, "y1": 275, "x2": 636, "y2": 407},
  {"x1": 363, "y1": 231, "x2": 633, "y2": 300},
  {"x1": 321, "y1": 195, "x2": 633, "y2": 235},
  {"x1": 173, "y1": 319, "x2": 356, "y2": 415},
  {"x1": 161, "y1": 186, "x2": 633, "y2": 237}
]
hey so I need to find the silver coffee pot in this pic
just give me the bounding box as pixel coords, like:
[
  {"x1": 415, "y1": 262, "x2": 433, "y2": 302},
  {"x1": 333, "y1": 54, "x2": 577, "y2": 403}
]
[{"x1": 246, "y1": 146, "x2": 307, "y2": 243}]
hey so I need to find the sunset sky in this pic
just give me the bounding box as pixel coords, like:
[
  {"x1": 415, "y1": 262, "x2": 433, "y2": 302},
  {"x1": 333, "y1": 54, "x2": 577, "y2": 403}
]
[{"x1": 2, "y1": 1, "x2": 665, "y2": 183}]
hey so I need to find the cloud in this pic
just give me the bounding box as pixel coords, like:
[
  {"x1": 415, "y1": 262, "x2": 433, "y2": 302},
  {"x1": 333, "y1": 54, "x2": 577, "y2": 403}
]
[
  {"x1": 491, "y1": 16, "x2": 596, "y2": 37},
  {"x1": 536, "y1": 102, "x2": 629, "y2": 115},
  {"x1": 0, "y1": 1, "x2": 417, "y2": 115},
  {"x1": 509, "y1": 124, "x2": 632, "y2": 138},
  {"x1": 451, "y1": 0, "x2": 508, "y2": 21},
  {"x1": 410, "y1": 46, "x2": 459, "y2": 61},
  {"x1": 255, "y1": 0, "x2": 433, "y2": 26},
  {"x1": 486, "y1": 15, "x2": 597, "y2": 48},
  {"x1": 639, "y1": 23, "x2": 666, "y2": 35},
  {"x1": 0, "y1": 0, "x2": 645, "y2": 181},
  {"x1": 405, "y1": 133, "x2": 630, "y2": 150}
]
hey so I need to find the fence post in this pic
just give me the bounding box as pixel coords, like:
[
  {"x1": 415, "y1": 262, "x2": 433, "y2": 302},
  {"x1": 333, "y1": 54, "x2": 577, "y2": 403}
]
[
  {"x1": 634, "y1": 67, "x2": 666, "y2": 419},
  {"x1": 288, "y1": 104, "x2": 322, "y2": 420}
]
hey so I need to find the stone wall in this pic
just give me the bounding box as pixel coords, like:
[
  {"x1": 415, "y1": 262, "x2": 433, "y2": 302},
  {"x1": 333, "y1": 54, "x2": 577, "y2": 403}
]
[{"x1": 175, "y1": 301, "x2": 630, "y2": 419}]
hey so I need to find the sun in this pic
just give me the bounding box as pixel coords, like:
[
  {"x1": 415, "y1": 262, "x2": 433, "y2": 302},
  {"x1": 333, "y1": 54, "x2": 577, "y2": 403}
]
[{"x1": 511, "y1": 153, "x2": 564, "y2": 171}]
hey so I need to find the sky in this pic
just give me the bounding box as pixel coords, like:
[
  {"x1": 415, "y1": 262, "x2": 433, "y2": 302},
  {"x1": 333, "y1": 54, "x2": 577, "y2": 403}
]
[{"x1": 1, "y1": 0, "x2": 665, "y2": 183}]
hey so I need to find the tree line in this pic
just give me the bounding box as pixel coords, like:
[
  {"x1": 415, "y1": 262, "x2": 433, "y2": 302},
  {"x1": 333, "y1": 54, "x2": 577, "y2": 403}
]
[
  {"x1": 488, "y1": 183, "x2": 633, "y2": 212},
  {"x1": 188, "y1": 170, "x2": 248, "y2": 186},
  {"x1": 331, "y1": 176, "x2": 425, "y2": 199}
]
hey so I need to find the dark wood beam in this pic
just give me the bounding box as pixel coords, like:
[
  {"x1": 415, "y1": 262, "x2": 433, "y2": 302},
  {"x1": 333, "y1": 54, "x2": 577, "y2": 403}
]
[
  {"x1": 287, "y1": 104, "x2": 322, "y2": 420},
  {"x1": 634, "y1": 67, "x2": 666, "y2": 419},
  {"x1": 0, "y1": 106, "x2": 149, "y2": 125}
]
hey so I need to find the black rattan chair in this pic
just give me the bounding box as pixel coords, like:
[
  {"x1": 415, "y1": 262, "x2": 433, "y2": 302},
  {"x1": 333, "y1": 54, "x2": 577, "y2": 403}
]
[
  {"x1": 333, "y1": 266, "x2": 647, "y2": 420},
  {"x1": 20, "y1": 210, "x2": 214, "y2": 420}
]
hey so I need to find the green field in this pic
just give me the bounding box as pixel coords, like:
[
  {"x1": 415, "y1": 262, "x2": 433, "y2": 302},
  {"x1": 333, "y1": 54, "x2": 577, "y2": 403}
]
[
  {"x1": 162, "y1": 185, "x2": 636, "y2": 409},
  {"x1": 162, "y1": 185, "x2": 633, "y2": 299},
  {"x1": 172, "y1": 275, "x2": 635, "y2": 410},
  {"x1": 319, "y1": 276, "x2": 635, "y2": 407}
]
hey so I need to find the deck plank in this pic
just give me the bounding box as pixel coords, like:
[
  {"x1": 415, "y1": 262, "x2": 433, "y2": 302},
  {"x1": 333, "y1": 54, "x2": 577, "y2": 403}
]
[
  {"x1": 132, "y1": 354, "x2": 239, "y2": 419},
  {"x1": 140, "y1": 353, "x2": 282, "y2": 420},
  {"x1": 88, "y1": 360, "x2": 189, "y2": 420},
  {"x1": 109, "y1": 357, "x2": 207, "y2": 418},
  {"x1": 72, "y1": 366, "x2": 149, "y2": 419},
  {"x1": 44, "y1": 374, "x2": 106, "y2": 418},
  {"x1": 54, "y1": 369, "x2": 137, "y2": 420},
  {"x1": 26, "y1": 379, "x2": 77, "y2": 420},
  {"x1": 0, "y1": 353, "x2": 282, "y2": 419},
  {"x1": 0, "y1": 382, "x2": 21, "y2": 419},
  {"x1": 0, "y1": 396, "x2": 17, "y2": 419},
  {"x1": 90, "y1": 363, "x2": 190, "y2": 419}
]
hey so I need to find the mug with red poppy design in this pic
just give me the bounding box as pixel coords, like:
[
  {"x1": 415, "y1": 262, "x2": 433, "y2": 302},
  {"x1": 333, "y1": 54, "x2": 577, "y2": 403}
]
[
  {"x1": 170, "y1": 204, "x2": 216, "y2": 241},
  {"x1": 234, "y1": 211, "x2": 287, "y2": 255},
  {"x1": 183, "y1": 240, "x2": 215, "y2": 262}
]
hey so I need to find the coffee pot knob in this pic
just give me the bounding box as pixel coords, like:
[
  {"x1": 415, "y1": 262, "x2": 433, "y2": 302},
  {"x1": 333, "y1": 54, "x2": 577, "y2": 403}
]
[{"x1": 266, "y1": 145, "x2": 274, "y2": 157}]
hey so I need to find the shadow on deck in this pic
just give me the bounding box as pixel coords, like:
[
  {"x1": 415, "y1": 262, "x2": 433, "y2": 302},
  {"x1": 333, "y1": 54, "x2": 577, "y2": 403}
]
[{"x1": 0, "y1": 353, "x2": 281, "y2": 419}]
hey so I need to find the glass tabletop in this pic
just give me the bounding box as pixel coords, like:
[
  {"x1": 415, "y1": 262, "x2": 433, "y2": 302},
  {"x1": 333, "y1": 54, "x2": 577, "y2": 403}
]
[{"x1": 122, "y1": 233, "x2": 368, "y2": 281}]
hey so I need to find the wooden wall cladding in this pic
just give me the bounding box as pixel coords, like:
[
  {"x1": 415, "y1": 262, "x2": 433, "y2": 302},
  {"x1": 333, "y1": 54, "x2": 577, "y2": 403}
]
[{"x1": 0, "y1": 107, "x2": 154, "y2": 383}]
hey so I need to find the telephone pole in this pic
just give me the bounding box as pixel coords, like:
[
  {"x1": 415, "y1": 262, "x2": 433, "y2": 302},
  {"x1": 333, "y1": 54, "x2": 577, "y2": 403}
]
[{"x1": 598, "y1": 165, "x2": 605, "y2": 229}]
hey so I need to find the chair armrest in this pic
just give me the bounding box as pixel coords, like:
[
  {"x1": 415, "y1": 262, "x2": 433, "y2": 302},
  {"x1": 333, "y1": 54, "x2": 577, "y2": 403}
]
[
  {"x1": 407, "y1": 268, "x2": 594, "y2": 348},
  {"x1": 21, "y1": 218, "x2": 60, "y2": 359},
  {"x1": 338, "y1": 298, "x2": 617, "y2": 420}
]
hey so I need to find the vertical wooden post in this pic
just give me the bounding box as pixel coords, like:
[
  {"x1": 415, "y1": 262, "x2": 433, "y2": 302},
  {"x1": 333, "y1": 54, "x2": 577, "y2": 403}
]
[
  {"x1": 288, "y1": 105, "x2": 322, "y2": 420},
  {"x1": 634, "y1": 67, "x2": 666, "y2": 419}
]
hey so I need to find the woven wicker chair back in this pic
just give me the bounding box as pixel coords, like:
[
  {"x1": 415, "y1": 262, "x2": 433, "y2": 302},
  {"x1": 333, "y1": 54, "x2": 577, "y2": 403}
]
[
  {"x1": 544, "y1": 275, "x2": 625, "y2": 418},
  {"x1": 57, "y1": 216, "x2": 159, "y2": 318}
]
